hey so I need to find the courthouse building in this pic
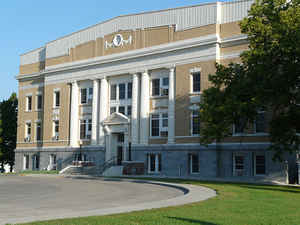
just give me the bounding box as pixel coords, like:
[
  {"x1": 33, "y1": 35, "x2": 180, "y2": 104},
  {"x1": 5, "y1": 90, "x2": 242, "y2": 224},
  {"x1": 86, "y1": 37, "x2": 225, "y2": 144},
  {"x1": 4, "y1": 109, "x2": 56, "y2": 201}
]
[{"x1": 15, "y1": 0, "x2": 297, "y2": 182}]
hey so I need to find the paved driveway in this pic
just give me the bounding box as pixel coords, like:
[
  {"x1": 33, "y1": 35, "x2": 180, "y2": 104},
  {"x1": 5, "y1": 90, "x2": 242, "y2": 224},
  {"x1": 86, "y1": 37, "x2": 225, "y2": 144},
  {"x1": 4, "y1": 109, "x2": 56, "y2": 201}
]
[{"x1": 0, "y1": 175, "x2": 184, "y2": 224}]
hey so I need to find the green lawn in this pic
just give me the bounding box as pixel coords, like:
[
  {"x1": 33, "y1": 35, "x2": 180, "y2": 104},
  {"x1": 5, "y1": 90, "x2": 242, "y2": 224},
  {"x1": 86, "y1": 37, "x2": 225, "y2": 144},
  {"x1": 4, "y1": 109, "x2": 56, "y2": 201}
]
[
  {"x1": 18, "y1": 170, "x2": 59, "y2": 175},
  {"x1": 17, "y1": 178, "x2": 300, "y2": 225}
]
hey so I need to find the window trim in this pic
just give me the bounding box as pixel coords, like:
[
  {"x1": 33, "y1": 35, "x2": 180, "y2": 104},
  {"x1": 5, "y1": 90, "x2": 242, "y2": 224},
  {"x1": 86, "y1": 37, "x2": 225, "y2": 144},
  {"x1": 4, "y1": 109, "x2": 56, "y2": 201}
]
[
  {"x1": 35, "y1": 121, "x2": 42, "y2": 142},
  {"x1": 147, "y1": 153, "x2": 161, "y2": 174},
  {"x1": 190, "y1": 110, "x2": 200, "y2": 136},
  {"x1": 254, "y1": 154, "x2": 266, "y2": 176},
  {"x1": 25, "y1": 121, "x2": 32, "y2": 142},
  {"x1": 150, "y1": 112, "x2": 168, "y2": 138},
  {"x1": 52, "y1": 120, "x2": 59, "y2": 141},
  {"x1": 80, "y1": 118, "x2": 92, "y2": 140},
  {"x1": 150, "y1": 76, "x2": 169, "y2": 97},
  {"x1": 26, "y1": 95, "x2": 33, "y2": 112},
  {"x1": 190, "y1": 153, "x2": 200, "y2": 174},
  {"x1": 190, "y1": 69, "x2": 201, "y2": 94},
  {"x1": 53, "y1": 90, "x2": 60, "y2": 108}
]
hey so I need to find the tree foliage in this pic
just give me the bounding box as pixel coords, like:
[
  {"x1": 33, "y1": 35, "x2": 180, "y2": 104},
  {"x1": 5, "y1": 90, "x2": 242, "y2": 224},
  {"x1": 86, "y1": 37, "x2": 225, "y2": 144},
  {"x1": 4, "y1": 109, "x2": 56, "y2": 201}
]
[
  {"x1": 0, "y1": 93, "x2": 18, "y2": 171},
  {"x1": 200, "y1": 0, "x2": 300, "y2": 160}
]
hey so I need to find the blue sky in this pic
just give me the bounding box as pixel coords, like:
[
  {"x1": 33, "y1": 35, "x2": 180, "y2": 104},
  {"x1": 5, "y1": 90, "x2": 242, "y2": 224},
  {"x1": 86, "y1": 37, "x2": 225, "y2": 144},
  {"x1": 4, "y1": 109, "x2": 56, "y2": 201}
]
[{"x1": 0, "y1": 0, "x2": 218, "y2": 100}]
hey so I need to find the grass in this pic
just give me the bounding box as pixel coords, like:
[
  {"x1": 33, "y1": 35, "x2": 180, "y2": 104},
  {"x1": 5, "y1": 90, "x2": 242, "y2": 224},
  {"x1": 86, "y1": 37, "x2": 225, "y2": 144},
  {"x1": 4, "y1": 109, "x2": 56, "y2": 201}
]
[
  {"x1": 18, "y1": 170, "x2": 59, "y2": 175},
  {"x1": 16, "y1": 178, "x2": 300, "y2": 225}
]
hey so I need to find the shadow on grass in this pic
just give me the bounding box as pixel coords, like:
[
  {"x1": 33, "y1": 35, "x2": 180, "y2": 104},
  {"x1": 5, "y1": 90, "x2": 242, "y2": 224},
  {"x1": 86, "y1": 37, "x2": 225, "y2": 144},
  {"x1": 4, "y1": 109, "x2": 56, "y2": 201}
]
[
  {"x1": 239, "y1": 185, "x2": 300, "y2": 194},
  {"x1": 167, "y1": 216, "x2": 218, "y2": 225}
]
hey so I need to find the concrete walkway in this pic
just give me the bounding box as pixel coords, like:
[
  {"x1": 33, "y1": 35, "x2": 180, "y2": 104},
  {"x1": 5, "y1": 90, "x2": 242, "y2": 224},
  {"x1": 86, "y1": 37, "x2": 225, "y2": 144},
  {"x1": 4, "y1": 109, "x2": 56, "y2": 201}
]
[{"x1": 0, "y1": 175, "x2": 216, "y2": 225}]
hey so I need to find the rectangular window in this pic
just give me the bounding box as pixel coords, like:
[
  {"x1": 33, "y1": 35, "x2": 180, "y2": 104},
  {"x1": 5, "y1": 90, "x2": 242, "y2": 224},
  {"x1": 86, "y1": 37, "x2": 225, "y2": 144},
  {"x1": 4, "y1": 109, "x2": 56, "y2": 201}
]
[
  {"x1": 110, "y1": 107, "x2": 116, "y2": 114},
  {"x1": 36, "y1": 122, "x2": 42, "y2": 141},
  {"x1": 118, "y1": 106, "x2": 125, "y2": 115},
  {"x1": 88, "y1": 119, "x2": 92, "y2": 134},
  {"x1": 162, "y1": 113, "x2": 168, "y2": 128},
  {"x1": 26, "y1": 96, "x2": 32, "y2": 111},
  {"x1": 127, "y1": 105, "x2": 132, "y2": 116},
  {"x1": 119, "y1": 83, "x2": 126, "y2": 100},
  {"x1": 53, "y1": 120, "x2": 59, "y2": 140},
  {"x1": 255, "y1": 155, "x2": 266, "y2": 175},
  {"x1": 152, "y1": 79, "x2": 160, "y2": 96},
  {"x1": 81, "y1": 88, "x2": 87, "y2": 104},
  {"x1": 88, "y1": 87, "x2": 93, "y2": 103},
  {"x1": 234, "y1": 118, "x2": 245, "y2": 134},
  {"x1": 25, "y1": 122, "x2": 31, "y2": 142},
  {"x1": 110, "y1": 85, "x2": 117, "y2": 100},
  {"x1": 54, "y1": 91, "x2": 60, "y2": 107},
  {"x1": 255, "y1": 111, "x2": 265, "y2": 133},
  {"x1": 37, "y1": 95, "x2": 42, "y2": 110},
  {"x1": 148, "y1": 153, "x2": 161, "y2": 173},
  {"x1": 151, "y1": 114, "x2": 160, "y2": 136},
  {"x1": 192, "y1": 111, "x2": 200, "y2": 135},
  {"x1": 233, "y1": 155, "x2": 244, "y2": 176},
  {"x1": 161, "y1": 77, "x2": 169, "y2": 96},
  {"x1": 190, "y1": 154, "x2": 199, "y2": 174},
  {"x1": 127, "y1": 82, "x2": 132, "y2": 99},
  {"x1": 192, "y1": 72, "x2": 201, "y2": 92},
  {"x1": 34, "y1": 155, "x2": 39, "y2": 170},
  {"x1": 24, "y1": 155, "x2": 29, "y2": 170},
  {"x1": 80, "y1": 120, "x2": 87, "y2": 140}
]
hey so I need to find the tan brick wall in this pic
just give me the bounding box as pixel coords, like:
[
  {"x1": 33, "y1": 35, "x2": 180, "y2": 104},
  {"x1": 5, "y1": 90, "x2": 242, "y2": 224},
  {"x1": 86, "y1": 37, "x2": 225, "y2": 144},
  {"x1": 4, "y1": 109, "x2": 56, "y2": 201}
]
[
  {"x1": 174, "y1": 24, "x2": 216, "y2": 41},
  {"x1": 175, "y1": 60, "x2": 216, "y2": 137},
  {"x1": 45, "y1": 55, "x2": 71, "y2": 67},
  {"x1": 42, "y1": 83, "x2": 70, "y2": 147},
  {"x1": 149, "y1": 139, "x2": 167, "y2": 145},
  {"x1": 221, "y1": 43, "x2": 248, "y2": 55},
  {"x1": 220, "y1": 22, "x2": 241, "y2": 39},
  {"x1": 19, "y1": 61, "x2": 45, "y2": 75},
  {"x1": 145, "y1": 26, "x2": 169, "y2": 47},
  {"x1": 74, "y1": 41, "x2": 96, "y2": 61}
]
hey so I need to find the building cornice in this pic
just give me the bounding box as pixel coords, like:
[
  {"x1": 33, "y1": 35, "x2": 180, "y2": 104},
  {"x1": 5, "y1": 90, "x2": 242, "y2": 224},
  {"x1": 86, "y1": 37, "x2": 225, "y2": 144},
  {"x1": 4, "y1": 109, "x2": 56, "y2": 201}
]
[{"x1": 17, "y1": 34, "x2": 218, "y2": 81}]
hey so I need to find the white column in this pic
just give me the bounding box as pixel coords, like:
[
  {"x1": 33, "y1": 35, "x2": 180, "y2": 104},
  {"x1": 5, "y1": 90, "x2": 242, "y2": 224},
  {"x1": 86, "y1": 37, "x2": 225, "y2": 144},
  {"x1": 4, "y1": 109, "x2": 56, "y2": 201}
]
[
  {"x1": 99, "y1": 77, "x2": 108, "y2": 145},
  {"x1": 168, "y1": 67, "x2": 175, "y2": 144},
  {"x1": 131, "y1": 73, "x2": 140, "y2": 145},
  {"x1": 140, "y1": 70, "x2": 150, "y2": 145},
  {"x1": 70, "y1": 81, "x2": 79, "y2": 147},
  {"x1": 124, "y1": 131, "x2": 129, "y2": 161},
  {"x1": 91, "y1": 79, "x2": 99, "y2": 145}
]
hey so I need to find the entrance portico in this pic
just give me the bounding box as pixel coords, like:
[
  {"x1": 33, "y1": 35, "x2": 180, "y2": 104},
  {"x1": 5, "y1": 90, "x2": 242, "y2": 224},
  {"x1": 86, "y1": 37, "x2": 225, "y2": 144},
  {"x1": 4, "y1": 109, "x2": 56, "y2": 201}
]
[{"x1": 102, "y1": 112, "x2": 130, "y2": 164}]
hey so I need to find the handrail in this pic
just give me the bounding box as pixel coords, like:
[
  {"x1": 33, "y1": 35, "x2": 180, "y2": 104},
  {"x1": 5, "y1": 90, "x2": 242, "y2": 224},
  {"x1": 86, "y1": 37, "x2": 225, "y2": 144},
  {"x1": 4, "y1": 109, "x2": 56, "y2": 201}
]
[{"x1": 99, "y1": 156, "x2": 118, "y2": 174}]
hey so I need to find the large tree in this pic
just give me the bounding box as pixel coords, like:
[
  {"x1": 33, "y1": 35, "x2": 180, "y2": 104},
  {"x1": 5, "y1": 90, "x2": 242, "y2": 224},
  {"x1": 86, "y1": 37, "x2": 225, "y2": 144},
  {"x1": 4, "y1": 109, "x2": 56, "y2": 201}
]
[
  {"x1": 0, "y1": 93, "x2": 18, "y2": 172},
  {"x1": 200, "y1": 0, "x2": 300, "y2": 160}
]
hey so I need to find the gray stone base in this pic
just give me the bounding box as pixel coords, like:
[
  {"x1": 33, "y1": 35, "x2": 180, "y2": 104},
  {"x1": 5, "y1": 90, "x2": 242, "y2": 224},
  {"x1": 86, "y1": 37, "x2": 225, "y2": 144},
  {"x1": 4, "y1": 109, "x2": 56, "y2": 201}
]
[{"x1": 15, "y1": 143, "x2": 298, "y2": 184}]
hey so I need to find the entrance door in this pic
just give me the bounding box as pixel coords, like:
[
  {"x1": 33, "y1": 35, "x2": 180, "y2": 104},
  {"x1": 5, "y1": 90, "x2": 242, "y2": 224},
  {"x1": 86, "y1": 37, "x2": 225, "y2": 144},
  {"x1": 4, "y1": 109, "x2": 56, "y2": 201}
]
[{"x1": 117, "y1": 146, "x2": 123, "y2": 165}]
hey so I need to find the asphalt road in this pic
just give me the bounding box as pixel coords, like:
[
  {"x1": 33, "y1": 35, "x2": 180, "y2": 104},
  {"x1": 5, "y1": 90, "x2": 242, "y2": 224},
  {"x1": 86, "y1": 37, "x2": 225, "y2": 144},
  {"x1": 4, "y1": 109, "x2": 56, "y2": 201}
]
[{"x1": 0, "y1": 175, "x2": 185, "y2": 224}]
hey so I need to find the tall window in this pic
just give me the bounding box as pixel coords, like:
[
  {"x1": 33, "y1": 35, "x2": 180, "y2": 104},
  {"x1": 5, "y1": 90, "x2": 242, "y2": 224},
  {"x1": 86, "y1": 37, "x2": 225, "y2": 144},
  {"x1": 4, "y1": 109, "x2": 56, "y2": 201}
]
[
  {"x1": 255, "y1": 155, "x2": 266, "y2": 175},
  {"x1": 54, "y1": 91, "x2": 60, "y2": 107},
  {"x1": 152, "y1": 79, "x2": 160, "y2": 96},
  {"x1": 88, "y1": 87, "x2": 93, "y2": 103},
  {"x1": 80, "y1": 119, "x2": 92, "y2": 139},
  {"x1": 119, "y1": 83, "x2": 126, "y2": 99},
  {"x1": 189, "y1": 154, "x2": 199, "y2": 174},
  {"x1": 25, "y1": 122, "x2": 31, "y2": 142},
  {"x1": 151, "y1": 113, "x2": 168, "y2": 137},
  {"x1": 33, "y1": 155, "x2": 39, "y2": 170},
  {"x1": 234, "y1": 118, "x2": 245, "y2": 134},
  {"x1": 127, "y1": 105, "x2": 132, "y2": 116},
  {"x1": 192, "y1": 72, "x2": 201, "y2": 93},
  {"x1": 127, "y1": 82, "x2": 132, "y2": 99},
  {"x1": 148, "y1": 153, "x2": 161, "y2": 173},
  {"x1": 53, "y1": 120, "x2": 59, "y2": 140},
  {"x1": 36, "y1": 122, "x2": 42, "y2": 141},
  {"x1": 255, "y1": 111, "x2": 265, "y2": 133},
  {"x1": 233, "y1": 155, "x2": 244, "y2": 176},
  {"x1": 81, "y1": 88, "x2": 87, "y2": 104},
  {"x1": 110, "y1": 84, "x2": 117, "y2": 100},
  {"x1": 26, "y1": 96, "x2": 32, "y2": 111},
  {"x1": 23, "y1": 155, "x2": 29, "y2": 170},
  {"x1": 151, "y1": 78, "x2": 169, "y2": 96},
  {"x1": 36, "y1": 94, "x2": 42, "y2": 110},
  {"x1": 191, "y1": 111, "x2": 200, "y2": 135}
]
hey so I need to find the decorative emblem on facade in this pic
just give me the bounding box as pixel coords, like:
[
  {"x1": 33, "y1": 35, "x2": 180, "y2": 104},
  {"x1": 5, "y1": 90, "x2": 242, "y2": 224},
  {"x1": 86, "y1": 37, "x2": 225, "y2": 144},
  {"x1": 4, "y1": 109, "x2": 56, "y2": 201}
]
[{"x1": 105, "y1": 34, "x2": 132, "y2": 49}]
